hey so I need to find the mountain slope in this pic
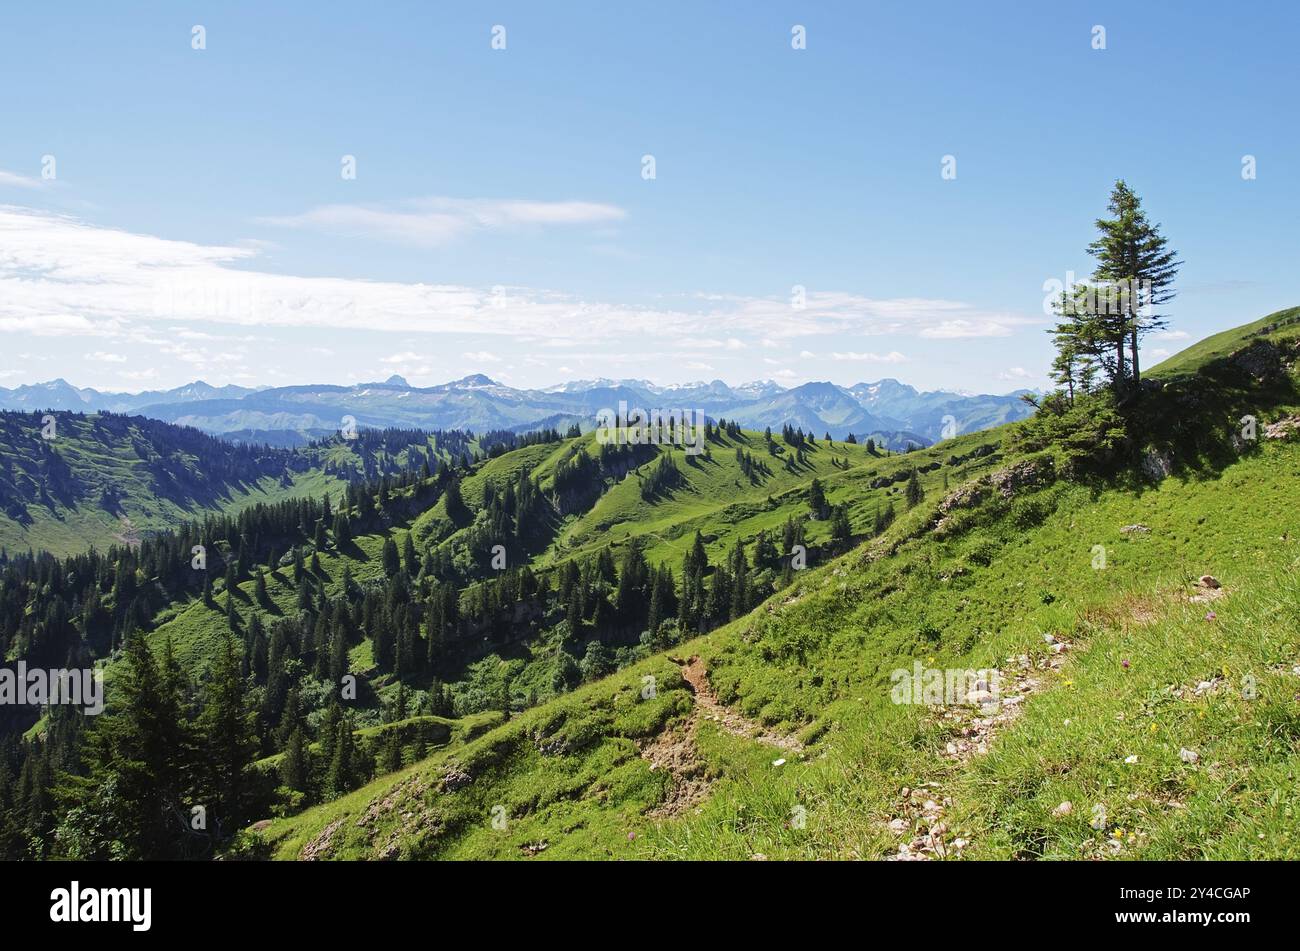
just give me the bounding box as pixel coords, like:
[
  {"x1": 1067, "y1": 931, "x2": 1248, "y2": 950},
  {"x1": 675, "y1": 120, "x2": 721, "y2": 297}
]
[
  {"x1": 1147, "y1": 305, "x2": 1300, "y2": 379},
  {"x1": 0, "y1": 412, "x2": 344, "y2": 557},
  {"x1": 0, "y1": 412, "x2": 480, "y2": 556},
  {"x1": 256, "y1": 312, "x2": 1300, "y2": 861}
]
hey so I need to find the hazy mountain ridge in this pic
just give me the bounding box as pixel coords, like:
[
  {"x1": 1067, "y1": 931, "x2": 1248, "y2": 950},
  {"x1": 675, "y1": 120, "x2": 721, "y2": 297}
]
[{"x1": 0, "y1": 374, "x2": 1035, "y2": 449}]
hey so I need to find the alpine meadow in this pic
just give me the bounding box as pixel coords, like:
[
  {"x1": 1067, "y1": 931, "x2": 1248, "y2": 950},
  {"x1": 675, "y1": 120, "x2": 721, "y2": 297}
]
[{"x1": 1, "y1": 2, "x2": 1296, "y2": 931}]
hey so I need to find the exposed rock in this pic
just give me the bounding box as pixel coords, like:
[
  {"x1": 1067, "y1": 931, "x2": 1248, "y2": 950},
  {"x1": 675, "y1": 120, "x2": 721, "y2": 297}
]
[
  {"x1": 1264, "y1": 415, "x2": 1300, "y2": 440},
  {"x1": 1198, "y1": 575, "x2": 1220, "y2": 589},
  {"x1": 1179, "y1": 747, "x2": 1200, "y2": 764},
  {"x1": 990, "y1": 456, "x2": 1055, "y2": 498},
  {"x1": 300, "y1": 818, "x2": 345, "y2": 861},
  {"x1": 1228, "y1": 339, "x2": 1283, "y2": 381},
  {"x1": 439, "y1": 765, "x2": 473, "y2": 792},
  {"x1": 1141, "y1": 448, "x2": 1173, "y2": 482},
  {"x1": 1120, "y1": 523, "x2": 1151, "y2": 534},
  {"x1": 938, "y1": 480, "x2": 988, "y2": 514}
]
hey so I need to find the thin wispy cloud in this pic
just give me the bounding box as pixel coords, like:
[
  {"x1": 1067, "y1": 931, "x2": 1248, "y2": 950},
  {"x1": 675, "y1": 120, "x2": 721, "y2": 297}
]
[
  {"x1": 0, "y1": 206, "x2": 1038, "y2": 347},
  {"x1": 831, "y1": 350, "x2": 908, "y2": 363},
  {"x1": 920, "y1": 318, "x2": 1020, "y2": 339},
  {"x1": 0, "y1": 205, "x2": 1047, "y2": 393},
  {"x1": 258, "y1": 197, "x2": 627, "y2": 247},
  {"x1": 0, "y1": 169, "x2": 42, "y2": 189}
]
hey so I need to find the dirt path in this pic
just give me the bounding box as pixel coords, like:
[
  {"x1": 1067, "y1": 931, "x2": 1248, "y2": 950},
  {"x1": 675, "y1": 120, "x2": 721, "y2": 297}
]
[
  {"x1": 640, "y1": 656, "x2": 803, "y2": 818},
  {"x1": 680, "y1": 656, "x2": 804, "y2": 751}
]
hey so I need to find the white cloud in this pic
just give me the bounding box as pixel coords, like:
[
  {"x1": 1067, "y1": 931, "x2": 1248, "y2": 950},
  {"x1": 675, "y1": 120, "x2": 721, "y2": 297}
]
[
  {"x1": 0, "y1": 313, "x2": 102, "y2": 336},
  {"x1": 0, "y1": 206, "x2": 1040, "y2": 366},
  {"x1": 1154, "y1": 330, "x2": 1189, "y2": 340},
  {"x1": 0, "y1": 169, "x2": 42, "y2": 189},
  {"x1": 259, "y1": 196, "x2": 626, "y2": 247},
  {"x1": 85, "y1": 351, "x2": 127, "y2": 363},
  {"x1": 462, "y1": 350, "x2": 502, "y2": 363},
  {"x1": 920, "y1": 319, "x2": 1017, "y2": 339},
  {"x1": 998, "y1": 367, "x2": 1033, "y2": 380},
  {"x1": 381, "y1": 351, "x2": 422, "y2": 364},
  {"x1": 831, "y1": 350, "x2": 908, "y2": 363}
]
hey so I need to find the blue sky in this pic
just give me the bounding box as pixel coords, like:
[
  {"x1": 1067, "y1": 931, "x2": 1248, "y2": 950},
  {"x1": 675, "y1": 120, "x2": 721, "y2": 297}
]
[{"x1": 1, "y1": 0, "x2": 1296, "y2": 394}]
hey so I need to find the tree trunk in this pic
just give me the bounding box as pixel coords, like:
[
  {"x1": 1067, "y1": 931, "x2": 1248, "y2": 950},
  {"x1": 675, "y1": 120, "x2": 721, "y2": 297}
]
[{"x1": 1129, "y1": 325, "x2": 1140, "y2": 387}]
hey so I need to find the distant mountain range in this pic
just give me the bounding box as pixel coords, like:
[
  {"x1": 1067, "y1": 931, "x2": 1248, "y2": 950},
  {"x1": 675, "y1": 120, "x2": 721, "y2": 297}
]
[{"x1": 0, "y1": 374, "x2": 1036, "y2": 449}]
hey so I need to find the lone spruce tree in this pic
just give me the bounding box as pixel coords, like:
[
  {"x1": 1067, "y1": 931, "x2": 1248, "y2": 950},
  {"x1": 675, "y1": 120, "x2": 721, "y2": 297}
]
[
  {"x1": 1049, "y1": 181, "x2": 1180, "y2": 398},
  {"x1": 1086, "y1": 180, "x2": 1181, "y2": 391}
]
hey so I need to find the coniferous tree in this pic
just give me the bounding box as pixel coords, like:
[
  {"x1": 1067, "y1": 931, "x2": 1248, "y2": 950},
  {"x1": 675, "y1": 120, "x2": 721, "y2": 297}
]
[
  {"x1": 197, "y1": 632, "x2": 255, "y2": 838},
  {"x1": 1086, "y1": 180, "x2": 1180, "y2": 390},
  {"x1": 280, "y1": 726, "x2": 310, "y2": 797},
  {"x1": 808, "y1": 478, "x2": 828, "y2": 519},
  {"x1": 830, "y1": 504, "x2": 853, "y2": 551},
  {"x1": 905, "y1": 469, "x2": 924, "y2": 508},
  {"x1": 382, "y1": 537, "x2": 400, "y2": 577}
]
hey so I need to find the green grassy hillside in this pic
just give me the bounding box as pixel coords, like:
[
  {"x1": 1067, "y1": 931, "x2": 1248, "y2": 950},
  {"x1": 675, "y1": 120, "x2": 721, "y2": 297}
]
[
  {"x1": 1147, "y1": 305, "x2": 1300, "y2": 379},
  {"x1": 256, "y1": 315, "x2": 1300, "y2": 861}
]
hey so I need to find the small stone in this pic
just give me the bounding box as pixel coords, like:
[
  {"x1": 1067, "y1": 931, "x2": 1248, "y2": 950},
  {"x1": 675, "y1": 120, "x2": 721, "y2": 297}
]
[
  {"x1": 771, "y1": 758, "x2": 786, "y2": 767},
  {"x1": 1199, "y1": 575, "x2": 1221, "y2": 589},
  {"x1": 1179, "y1": 747, "x2": 1200, "y2": 764},
  {"x1": 1052, "y1": 801, "x2": 1073, "y2": 818},
  {"x1": 1124, "y1": 755, "x2": 1139, "y2": 764}
]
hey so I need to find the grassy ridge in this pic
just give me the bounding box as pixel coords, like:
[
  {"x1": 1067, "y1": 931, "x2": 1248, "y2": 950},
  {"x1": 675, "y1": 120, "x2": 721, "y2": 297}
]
[
  {"x1": 1147, "y1": 305, "x2": 1300, "y2": 379},
  {"x1": 260, "y1": 427, "x2": 1300, "y2": 860},
  {"x1": 255, "y1": 318, "x2": 1300, "y2": 861}
]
